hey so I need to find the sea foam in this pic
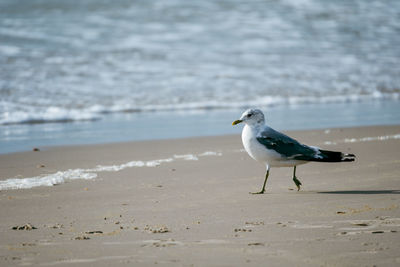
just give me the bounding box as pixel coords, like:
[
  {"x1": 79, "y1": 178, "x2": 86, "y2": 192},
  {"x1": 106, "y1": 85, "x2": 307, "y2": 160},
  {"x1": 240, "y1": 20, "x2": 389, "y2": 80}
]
[
  {"x1": 0, "y1": 152, "x2": 222, "y2": 191},
  {"x1": 324, "y1": 134, "x2": 400, "y2": 145},
  {"x1": 1, "y1": 93, "x2": 399, "y2": 126}
]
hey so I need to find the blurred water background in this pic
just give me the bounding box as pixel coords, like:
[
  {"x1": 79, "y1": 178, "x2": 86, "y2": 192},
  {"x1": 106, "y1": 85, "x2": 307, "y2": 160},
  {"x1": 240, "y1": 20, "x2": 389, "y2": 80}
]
[{"x1": 1, "y1": 0, "x2": 400, "y2": 153}]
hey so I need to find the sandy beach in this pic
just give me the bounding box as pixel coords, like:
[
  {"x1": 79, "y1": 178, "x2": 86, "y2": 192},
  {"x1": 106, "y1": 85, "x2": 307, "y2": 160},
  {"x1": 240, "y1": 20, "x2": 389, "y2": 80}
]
[{"x1": 1, "y1": 125, "x2": 399, "y2": 266}]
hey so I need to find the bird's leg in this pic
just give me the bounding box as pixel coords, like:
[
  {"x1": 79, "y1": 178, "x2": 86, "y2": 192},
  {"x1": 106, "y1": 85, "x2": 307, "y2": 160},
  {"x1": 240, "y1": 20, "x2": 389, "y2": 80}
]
[
  {"x1": 292, "y1": 166, "x2": 302, "y2": 191},
  {"x1": 251, "y1": 167, "x2": 269, "y2": 194}
]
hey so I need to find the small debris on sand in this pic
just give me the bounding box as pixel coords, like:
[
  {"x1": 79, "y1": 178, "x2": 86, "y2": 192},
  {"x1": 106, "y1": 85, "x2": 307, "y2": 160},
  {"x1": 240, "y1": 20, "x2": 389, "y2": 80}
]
[
  {"x1": 248, "y1": 242, "x2": 264, "y2": 246},
  {"x1": 372, "y1": 231, "x2": 384, "y2": 234},
  {"x1": 144, "y1": 225, "x2": 170, "y2": 233},
  {"x1": 74, "y1": 236, "x2": 90, "y2": 240},
  {"x1": 353, "y1": 223, "x2": 369, "y2": 227},
  {"x1": 151, "y1": 239, "x2": 178, "y2": 247},
  {"x1": 234, "y1": 228, "x2": 252, "y2": 232},
  {"x1": 33, "y1": 148, "x2": 40, "y2": 152},
  {"x1": 85, "y1": 231, "x2": 103, "y2": 234},
  {"x1": 12, "y1": 224, "x2": 37, "y2": 230},
  {"x1": 47, "y1": 223, "x2": 64, "y2": 229},
  {"x1": 245, "y1": 221, "x2": 264, "y2": 226},
  {"x1": 21, "y1": 243, "x2": 36, "y2": 247},
  {"x1": 336, "y1": 211, "x2": 346, "y2": 214},
  {"x1": 36, "y1": 164, "x2": 45, "y2": 168}
]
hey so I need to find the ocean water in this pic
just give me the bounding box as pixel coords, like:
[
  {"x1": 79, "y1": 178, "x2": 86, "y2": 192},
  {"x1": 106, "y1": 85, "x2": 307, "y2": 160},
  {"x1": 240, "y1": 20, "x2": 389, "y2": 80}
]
[{"x1": 1, "y1": 0, "x2": 400, "y2": 153}]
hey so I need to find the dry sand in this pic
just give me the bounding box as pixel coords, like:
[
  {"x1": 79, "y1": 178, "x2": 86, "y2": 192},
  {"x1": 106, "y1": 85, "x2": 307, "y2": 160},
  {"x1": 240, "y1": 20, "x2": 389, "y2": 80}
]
[{"x1": 0, "y1": 125, "x2": 400, "y2": 266}]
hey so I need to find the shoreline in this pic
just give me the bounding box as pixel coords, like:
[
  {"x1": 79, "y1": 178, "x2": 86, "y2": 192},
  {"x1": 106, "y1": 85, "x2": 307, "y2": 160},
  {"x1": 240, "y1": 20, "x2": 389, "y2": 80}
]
[
  {"x1": 1, "y1": 99, "x2": 400, "y2": 155},
  {"x1": 1, "y1": 124, "x2": 400, "y2": 189},
  {"x1": 1, "y1": 125, "x2": 400, "y2": 266}
]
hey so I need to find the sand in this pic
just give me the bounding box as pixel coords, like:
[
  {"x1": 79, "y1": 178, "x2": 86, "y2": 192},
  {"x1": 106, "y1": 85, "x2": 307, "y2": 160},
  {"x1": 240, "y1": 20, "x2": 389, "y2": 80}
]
[{"x1": 0, "y1": 125, "x2": 399, "y2": 266}]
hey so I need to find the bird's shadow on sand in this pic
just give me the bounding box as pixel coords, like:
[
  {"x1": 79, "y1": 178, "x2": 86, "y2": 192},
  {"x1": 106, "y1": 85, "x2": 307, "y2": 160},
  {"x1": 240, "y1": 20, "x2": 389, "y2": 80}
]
[{"x1": 317, "y1": 190, "x2": 400, "y2": 195}]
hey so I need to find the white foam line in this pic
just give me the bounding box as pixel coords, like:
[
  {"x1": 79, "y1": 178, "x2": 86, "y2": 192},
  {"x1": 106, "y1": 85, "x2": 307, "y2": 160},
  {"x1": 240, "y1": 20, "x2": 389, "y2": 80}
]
[
  {"x1": 0, "y1": 152, "x2": 223, "y2": 191},
  {"x1": 41, "y1": 256, "x2": 130, "y2": 266},
  {"x1": 324, "y1": 134, "x2": 400, "y2": 145},
  {"x1": 291, "y1": 224, "x2": 333, "y2": 229},
  {"x1": 344, "y1": 134, "x2": 400, "y2": 143},
  {"x1": 199, "y1": 151, "x2": 222, "y2": 156},
  {"x1": 173, "y1": 154, "x2": 198, "y2": 161}
]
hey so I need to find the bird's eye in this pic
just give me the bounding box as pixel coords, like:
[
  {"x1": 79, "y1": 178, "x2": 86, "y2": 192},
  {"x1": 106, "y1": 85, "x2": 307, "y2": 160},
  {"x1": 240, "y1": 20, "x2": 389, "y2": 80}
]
[{"x1": 247, "y1": 114, "x2": 252, "y2": 118}]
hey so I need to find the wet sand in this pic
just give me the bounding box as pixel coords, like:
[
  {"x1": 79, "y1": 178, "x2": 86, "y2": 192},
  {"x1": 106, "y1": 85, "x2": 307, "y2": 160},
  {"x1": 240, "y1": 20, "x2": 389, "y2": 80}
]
[{"x1": 1, "y1": 125, "x2": 400, "y2": 266}]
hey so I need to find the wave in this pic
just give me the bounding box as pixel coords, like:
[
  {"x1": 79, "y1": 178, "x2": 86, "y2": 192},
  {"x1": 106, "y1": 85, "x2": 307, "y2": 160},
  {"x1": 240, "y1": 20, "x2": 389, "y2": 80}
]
[
  {"x1": 0, "y1": 107, "x2": 101, "y2": 125},
  {"x1": 1, "y1": 92, "x2": 399, "y2": 126}
]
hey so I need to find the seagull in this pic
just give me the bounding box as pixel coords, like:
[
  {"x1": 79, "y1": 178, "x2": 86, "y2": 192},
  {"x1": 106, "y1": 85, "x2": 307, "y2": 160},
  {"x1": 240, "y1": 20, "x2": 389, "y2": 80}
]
[{"x1": 232, "y1": 108, "x2": 355, "y2": 193}]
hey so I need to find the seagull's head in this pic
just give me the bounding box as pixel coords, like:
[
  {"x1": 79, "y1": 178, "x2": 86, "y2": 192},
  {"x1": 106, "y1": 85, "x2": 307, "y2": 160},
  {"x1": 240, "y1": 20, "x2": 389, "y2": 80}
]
[{"x1": 232, "y1": 108, "x2": 265, "y2": 126}]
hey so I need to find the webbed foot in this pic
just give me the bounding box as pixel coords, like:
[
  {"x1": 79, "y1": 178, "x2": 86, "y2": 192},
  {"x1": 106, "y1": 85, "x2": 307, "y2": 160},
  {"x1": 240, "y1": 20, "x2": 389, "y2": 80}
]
[
  {"x1": 293, "y1": 176, "x2": 302, "y2": 191},
  {"x1": 250, "y1": 190, "x2": 265, "y2": 195}
]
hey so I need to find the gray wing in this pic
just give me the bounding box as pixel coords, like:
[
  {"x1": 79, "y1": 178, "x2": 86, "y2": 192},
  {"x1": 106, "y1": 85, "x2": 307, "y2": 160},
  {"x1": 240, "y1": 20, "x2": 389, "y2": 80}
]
[{"x1": 256, "y1": 126, "x2": 321, "y2": 160}]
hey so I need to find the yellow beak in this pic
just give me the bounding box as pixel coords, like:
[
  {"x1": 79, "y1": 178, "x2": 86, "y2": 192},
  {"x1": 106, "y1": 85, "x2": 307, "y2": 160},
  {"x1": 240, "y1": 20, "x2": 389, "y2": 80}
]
[{"x1": 232, "y1": 119, "x2": 243, "y2": 126}]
